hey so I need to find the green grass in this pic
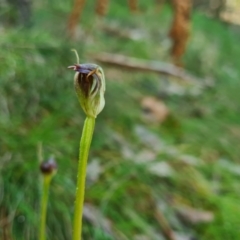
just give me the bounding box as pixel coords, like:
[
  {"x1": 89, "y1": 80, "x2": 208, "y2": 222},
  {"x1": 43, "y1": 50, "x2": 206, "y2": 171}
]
[{"x1": 1, "y1": 1, "x2": 240, "y2": 239}]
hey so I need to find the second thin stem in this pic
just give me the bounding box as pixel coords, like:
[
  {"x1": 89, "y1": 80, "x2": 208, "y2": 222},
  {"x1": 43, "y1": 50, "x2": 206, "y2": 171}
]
[{"x1": 39, "y1": 175, "x2": 52, "y2": 240}]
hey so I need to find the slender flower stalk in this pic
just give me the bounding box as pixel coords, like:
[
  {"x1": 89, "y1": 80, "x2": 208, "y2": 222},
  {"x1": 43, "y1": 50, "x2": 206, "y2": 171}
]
[
  {"x1": 68, "y1": 50, "x2": 106, "y2": 240},
  {"x1": 39, "y1": 175, "x2": 51, "y2": 240},
  {"x1": 39, "y1": 158, "x2": 57, "y2": 240},
  {"x1": 72, "y1": 116, "x2": 95, "y2": 240}
]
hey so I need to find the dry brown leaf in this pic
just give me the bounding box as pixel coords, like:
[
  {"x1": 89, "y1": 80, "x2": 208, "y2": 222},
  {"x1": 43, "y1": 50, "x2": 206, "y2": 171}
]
[{"x1": 141, "y1": 96, "x2": 169, "y2": 124}]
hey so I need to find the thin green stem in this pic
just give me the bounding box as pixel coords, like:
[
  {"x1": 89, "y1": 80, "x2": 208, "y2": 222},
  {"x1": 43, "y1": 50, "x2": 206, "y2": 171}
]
[
  {"x1": 39, "y1": 175, "x2": 52, "y2": 240},
  {"x1": 72, "y1": 116, "x2": 95, "y2": 240}
]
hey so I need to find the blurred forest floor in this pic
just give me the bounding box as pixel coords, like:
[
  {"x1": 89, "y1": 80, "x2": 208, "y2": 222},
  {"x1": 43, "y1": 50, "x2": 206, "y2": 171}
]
[{"x1": 1, "y1": 1, "x2": 240, "y2": 240}]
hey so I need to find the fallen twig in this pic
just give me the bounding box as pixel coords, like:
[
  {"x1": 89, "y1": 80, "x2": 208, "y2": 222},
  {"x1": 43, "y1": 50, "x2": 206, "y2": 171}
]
[{"x1": 93, "y1": 52, "x2": 212, "y2": 86}]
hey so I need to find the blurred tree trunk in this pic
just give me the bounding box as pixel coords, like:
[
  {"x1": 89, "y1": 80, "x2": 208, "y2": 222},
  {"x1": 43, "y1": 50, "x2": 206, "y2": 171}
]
[
  {"x1": 67, "y1": 0, "x2": 86, "y2": 39},
  {"x1": 95, "y1": 0, "x2": 109, "y2": 17},
  {"x1": 128, "y1": 0, "x2": 138, "y2": 12},
  {"x1": 169, "y1": 0, "x2": 192, "y2": 67}
]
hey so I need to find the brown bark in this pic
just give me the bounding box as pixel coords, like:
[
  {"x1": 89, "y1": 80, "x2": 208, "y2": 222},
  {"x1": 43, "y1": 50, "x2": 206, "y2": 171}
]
[
  {"x1": 67, "y1": 0, "x2": 86, "y2": 39},
  {"x1": 95, "y1": 0, "x2": 109, "y2": 16},
  {"x1": 169, "y1": 0, "x2": 192, "y2": 66},
  {"x1": 128, "y1": 0, "x2": 138, "y2": 12}
]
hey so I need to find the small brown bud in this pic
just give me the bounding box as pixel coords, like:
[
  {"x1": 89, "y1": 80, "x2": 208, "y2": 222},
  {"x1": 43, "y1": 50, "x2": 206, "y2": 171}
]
[{"x1": 40, "y1": 157, "x2": 57, "y2": 175}]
